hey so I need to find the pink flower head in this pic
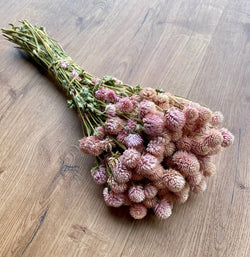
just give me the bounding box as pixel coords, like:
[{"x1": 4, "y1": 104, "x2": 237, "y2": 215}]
[
  {"x1": 153, "y1": 179, "x2": 166, "y2": 190},
  {"x1": 138, "y1": 100, "x2": 156, "y2": 118},
  {"x1": 139, "y1": 87, "x2": 157, "y2": 101},
  {"x1": 79, "y1": 136, "x2": 103, "y2": 156},
  {"x1": 143, "y1": 197, "x2": 157, "y2": 208},
  {"x1": 191, "y1": 178, "x2": 207, "y2": 193},
  {"x1": 105, "y1": 117, "x2": 124, "y2": 135},
  {"x1": 70, "y1": 69, "x2": 78, "y2": 78},
  {"x1": 207, "y1": 144, "x2": 222, "y2": 156},
  {"x1": 92, "y1": 77, "x2": 99, "y2": 85},
  {"x1": 154, "y1": 199, "x2": 172, "y2": 219},
  {"x1": 183, "y1": 106, "x2": 199, "y2": 122},
  {"x1": 128, "y1": 185, "x2": 145, "y2": 203},
  {"x1": 120, "y1": 148, "x2": 141, "y2": 169},
  {"x1": 170, "y1": 130, "x2": 183, "y2": 142},
  {"x1": 107, "y1": 177, "x2": 128, "y2": 193},
  {"x1": 143, "y1": 114, "x2": 164, "y2": 136},
  {"x1": 137, "y1": 154, "x2": 158, "y2": 175},
  {"x1": 129, "y1": 203, "x2": 147, "y2": 219},
  {"x1": 146, "y1": 164, "x2": 164, "y2": 181},
  {"x1": 211, "y1": 111, "x2": 224, "y2": 126},
  {"x1": 201, "y1": 162, "x2": 216, "y2": 177},
  {"x1": 164, "y1": 142, "x2": 176, "y2": 157},
  {"x1": 124, "y1": 119, "x2": 138, "y2": 133},
  {"x1": 130, "y1": 95, "x2": 141, "y2": 106},
  {"x1": 220, "y1": 128, "x2": 234, "y2": 147},
  {"x1": 174, "y1": 182, "x2": 190, "y2": 203},
  {"x1": 112, "y1": 161, "x2": 132, "y2": 183},
  {"x1": 95, "y1": 87, "x2": 107, "y2": 101},
  {"x1": 162, "y1": 169, "x2": 186, "y2": 192},
  {"x1": 172, "y1": 151, "x2": 200, "y2": 175},
  {"x1": 60, "y1": 61, "x2": 69, "y2": 70},
  {"x1": 196, "y1": 106, "x2": 212, "y2": 125},
  {"x1": 154, "y1": 93, "x2": 169, "y2": 110},
  {"x1": 146, "y1": 139, "x2": 165, "y2": 160},
  {"x1": 103, "y1": 187, "x2": 124, "y2": 207},
  {"x1": 165, "y1": 107, "x2": 186, "y2": 131},
  {"x1": 144, "y1": 184, "x2": 158, "y2": 199},
  {"x1": 91, "y1": 165, "x2": 107, "y2": 184},
  {"x1": 124, "y1": 133, "x2": 144, "y2": 149},
  {"x1": 176, "y1": 136, "x2": 192, "y2": 152},
  {"x1": 203, "y1": 128, "x2": 223, "y2": 147},
  {"x1": 95, "y1": 126, "x2": 105, "y2": 140},
  {"x1": 106, "y1": 89, "x2": 117, "y2": 103},
  {"x1": 101, "y1": 137, "x2": 115, "y2": 152},
  {"x1": 116, "y1": 97, "x2": 134, "y2": 114},
  {"x1": 187, "y1": 172, "x2": 202, "y2": 186},
  {"x1": 105, "y1": 104, "x2": 117, "y2": 117},
  {"x1": 191, "y1": 138, "x2": 210, "y2": 156}
]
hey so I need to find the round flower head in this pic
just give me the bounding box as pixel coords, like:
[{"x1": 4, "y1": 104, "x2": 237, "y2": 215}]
[
  {"x1": 112, "y1": 161, "x2": 132, "y2": 184},
  {"x1": 95, "y1": 87, "x2": 107, "y2": 101},
  {"x1": 95, "y1": 126, "x2": 105, "y2": 140},
  {"x1": 172, "y1": 151, "x2": 200, "y2": 175},
  {"x1": 101, "y1": 137, "x2": 116, "y2": 152},
  {"x1": 70, "y1": 69, "x2": 78, "y2": 78},
  {"x1": 183, "y1": 106, "x2": 199, "y2": 122},
  {"x1": 144, "y1": 184, "x2": 158, "y2": 199},
  {"x1": 162, "y1": 169, "x2": 186, "y2": 192},
  {"x1": 146, "y1": 139, "x2": 165, "y2": 160},
  {"x1": 143, "y1": 114, "x2": 165, "y2": 136},
  {"x1": 129, "y1": 203, "x2": 147, "y2": 219},
  {"x1": 220, "y1": 128, "x2": 234, "y2": 147},
  {"x1": 176, "y1": 136, "x2": 192, "y2": 152},
  {"x1": 103, "y1": 187, "x2": 124, "y2": 207},
  {"x1": 92, "y1": 77, "x2": 99, "y2": 85},
  {"x1": 164, "y1": 142, "x2": 176, "y2": 157},
  {"x1": 165, "y1": 107, "x2": 186, "y2": 131},
  {"x1": 203, "y1": 128, "x2": 223, "y2": 147},
  {"x1": 105, "y1": 89, "x2": 117, "y2": 103},
  {"x1": 124, "y1": 119, "x2": 138, "y2": 133},
  {"x1": 170, "y1": 130, "x2": 183, "y2": 142},
  {"x1": 120, "y1": 148, "x2": 141, "y2": 169},
  {"x1": 174, "y1": 182, "x2": 190, "y2": 204},
  {"x1": 196, "y1": 106, "x2": 212, "y2": 125},
  {"x1": 139, "y1": 87, "x2": 157, "y2": 101},
  {"x1": 128, "y1": 185, "x2": 145, "y2": 203},
  {"x1": 191, "y1": 138, "x2": 210, "y2": 156},
  {"x1": 187, "y1": 171, "x2": 202, "y2": 186},
  {"x1": 143, "y1": 197, "x2": 158, "y2": 208},
  {"x1": 137, "y1": 154, "x2": 159, "y2": 175},
  {"x1": 211, "y1": 111, "x2": 224, "y2": 126},
  {"x1": 154, "y1": 199, "x2": 172, "y2": 219},
  {"x1": 116, "y1": 97, "x2": 134, "y2": 114},
  {"x1": 107, "y1": 177, "x2": 128, "y2": 193},
  {"x1": 60, "y1": 61, "x2": 69, "y2": 70},
  {"x1": 91, "y1": 166, "x2": 107, "y2": 184},
  {"x1": 79, "y1": 136, "x2": 103, "y2": 156},
  {"x1": 105, "y1": 117, "x2": 124, "y2": 135},
  {"x1": 191, "y1": 178, "x2": 207, "y2": 193},
  {"x1": 124, "y1": 133, "x2": 144, "y2": 149},
  {"x1": 105, "y1": 104, "x2": 117, "y2": 117},
  {"x1": 154, "y1": 93, "x2": 170, "y2": 110},
  {"x1": 207, "y1": 145, "x2": 222, "y2": 156},
  {"x1": 202, "y1": 162, "x2": 216, "y2": 177},
  {"x1": 138, "y1": 100, "x2": 156, "y2": 118},
  {"x1": 153, "y1": 179, "x2": 166, "y2": 190},
  {"x1": 146, "y1": 164, "x2": 164, "y2": 181},
  {"x1": 130, "y1": 94, "x2": 141, "y2": 105}
]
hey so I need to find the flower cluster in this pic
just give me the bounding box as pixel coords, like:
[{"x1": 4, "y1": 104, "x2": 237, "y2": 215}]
[{"x1": 81, "y1": 86, "x2": 234, "y2": 219}]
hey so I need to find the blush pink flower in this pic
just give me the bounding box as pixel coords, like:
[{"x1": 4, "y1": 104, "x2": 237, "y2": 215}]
[
  {"x1": 162, "y1": 169, "x2": 186, "y2": 192},
  {"x1": 172, "y1": 151, "x2": 200, "y2": 175},
  {"x1": 196, "y1": 106, "x2": 212, "y2": 125},
  {"x1": 146, "y1": 139, "x2": 165, "y2": 160},
  {"x1": 144, "y1": 184, "x2": 158, "y2": 199},
  {"x1": 143, "y1": 197, "x2": 158, "y2": 208},
  {"x1": 107, "y1": 177, "x2": 128, "y2": 193},
  {"x1": 186, "y1": 172, "x2": 202, "y2": 186},
  {"x1": 138, "y1": 100, "x2": 156, "y2": 118},
  {"x1": 70, "y1": 69, "x2": 78, "y2": 78},
  {"x1": 191, "y1": 178, "x2": 207, "y2": 193},
  {"x1": 153, "y1": 179, "x2": 166, "y2": 190},
  {"x1": 120, "y1": 148, "x2": 141, "y2": 169},
  {"x1": 79, "y1": 136, "x2": 103, "y2": 156},
  {"x1": 183, "y1": 106, "x2": 199, "y2": 122},
  {"x1": 102, "y1": 137, "x2": 115, "y2": 152},
  {"x1": 129, "y1": 203, "x2": 147, "y2": 219},
  {"x1": 95, "y1": 87, "x2": 107, "y2": 101},
  {"x1": 106, "y1": 89, "x2": 117, "y2": 103},
  {"x1": 170, "y1": 130, "x2": 183, "y2": 142},
  {"x1": 165, "y1": 107, "x2": 186, "y2": 131},
  {"x1": 60, "y1": 61, "x2": 69, "y2": 70},
  {"x1": 124, "y1": 133, "x2": 144, "y2": 149},
  {"x1": 176, "y1": 136, "x2": 192, "y2": 152},
  {"x1": 128, "y1": 186, "x2": 145, "y2": 203},
  {"x1": 103, "y1": 187, "x2": 124, "y2": 207},
  {"x1": 154, "y1": 199, "x2": 172, "y2": 219},
  {"x1": 164, "y1": 142, "x2": 176, "y2": 157},
  {"x1": 116, "y1": 97, "x2": 134, "y2": 113},
  {"x1": 220, "y1": 128, "x2": 234, "y2": 147},
  {"x1": 124, "y1": 119, "x2": 138, "y2": 133},
  {"x1": 105, "y1": 104, "x2": 117, "y2": 117},
  {"x1": 207, "y1": 145, "x2": 222, "y2": 156},
  {"x1": 92, "y1": 77, "x2": 99, "y2": 85},
  {"x1": 105, "y1": 117, "x2": 124, "y2": 135},
  {"x1": 116, "y1": 130, "x2": 128, "y2": 145},
  {"x1": 191, "y1": 138, "x2": 210, "y2": 156},
  {"x1": 203, "y1": 128, "x2": 223, "y2": 147},
  {"x1": 137, "y1": 154, "x2": 158, "y2": 175},
  {"x1": 91, "y1": 165, "x2": 107, "y2": 184},
  {"x1": 174, "y1": 182, "x2": 190, "y2": 204},
  {"x1": 201, "y1": 162, "x2": 216, "y2": 177},
  {"x1": 154, "y1": 93, "x2": 170, "y2": 110},
  {"x1": 211, "y1": 111, "x2": 224, "y2": 126},
  {"x1": 95, "y1": 126, "x2": 105, "y2": 140},
  {"x1": 143, "y1": 114, "x2": 165, "y2": 136},
  {"x1": 139, "y1": 87, "x2": 157, "y2": 101},
  {"x1": 112, "y1": 160, "x2": 132, "y2": 183}
]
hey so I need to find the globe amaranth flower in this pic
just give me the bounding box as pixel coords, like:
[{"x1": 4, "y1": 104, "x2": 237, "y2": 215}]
[
  {"x1": 79, "y1": 136, "x2": 103, "y2": 156},
  {"x1": 129, "y1": 203, "x2": 147, "y2": 219},
  {"x1": 103, "y1": 187, "x2": 124, "y2": 207},
  {"x1": 107, "y1": 177, "x2": 128, "y2": 193},
  {"x1": 191, "y1": 178, "x2": 207, "y2": 193},
  {"x1": 220, "y1": 128, "x2": 234, "y2": 147},
  {"x1": 116, "y1": 97, "x2": 134, "y2": 114},
  {"x1": 165, "y1": 107, "x2": 186, "y2": 131},
  {"x1": 105, "y1": 117, "x2": 124, "y2": 135},
  {"x1": 144, "y1": 184, "x2": 158, "y2": 199},
  {"x1": 124, "y1": 133, "x2": 144, "y2": 149},
  {"x1": 143, "y1": 197, "x2": 158, "y2": 208},
  {"x1": 162, "y1": 169, "x2": 186, "y2": 192},
  {"x1": 211, "y1": 111, "x2": 224, "y2": 126},
  {"x1": 139, "y1": 87, "x2": 157, "y2": 101},
  {"x1": 91, "y1": 165, "x2": 107, "y2": 184},
  {"x1": 154, "y1": 199, "x2": 172, "y2": 219},
  {"x1": 143, "y1": 114, "x2": 165, "y2": 136},
  {"x1": 138, "y1": 99, "x2": 156, "y2": 118},
  {"x1": 120, "y1": 148, "x2": 141, "y2": 169},
  {"x1": 128, "y1": 185, "x2": 145, "y2": 203}
]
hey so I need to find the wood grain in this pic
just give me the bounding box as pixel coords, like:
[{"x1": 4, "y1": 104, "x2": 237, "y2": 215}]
[{"x1": 0, "y1": 0, "x2": 249, "y2": 256}]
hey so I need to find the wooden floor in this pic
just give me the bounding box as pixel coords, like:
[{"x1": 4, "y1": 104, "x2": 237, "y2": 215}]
[{"x1": 0, "y1": 1, "x2": 249, "y2": 256}]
